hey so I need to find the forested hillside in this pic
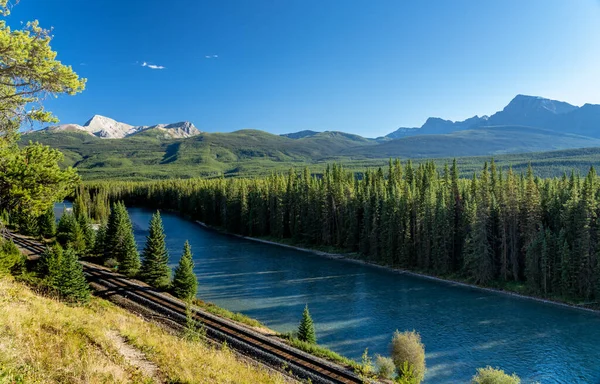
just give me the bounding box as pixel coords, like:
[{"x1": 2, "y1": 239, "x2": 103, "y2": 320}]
[
  {"x1": 22, "y1": 128, "x2": 600, "y2": 181},
  {"x1": 85, "y1": 160, "x2": 600, "y2": 305}
]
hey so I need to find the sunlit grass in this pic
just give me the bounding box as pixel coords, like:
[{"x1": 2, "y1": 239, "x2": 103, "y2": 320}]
[
  {"x1": 191, "y1": 298, "x2": 266, "y2": 329},
  {"x1": 0, "y1": 276, "x2": 286, "y2": 384}
]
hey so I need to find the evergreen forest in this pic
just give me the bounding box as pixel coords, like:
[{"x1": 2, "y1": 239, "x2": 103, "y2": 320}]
[{"x1": 82, "y1": 159, "x2": 600, "y2": 305}]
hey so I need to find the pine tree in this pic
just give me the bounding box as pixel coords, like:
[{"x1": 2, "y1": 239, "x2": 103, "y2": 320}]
[
  {"x1": 57, "y1": 211, "x2": 77, "y2": 246},
  {"x1": 172, "y1": 241, "x2": 198, "y2": 300},
  {"x1": 106, "y1": 202, "x2": 140, "y2": 276},
  {"x1": 38, "y1": 243, "x2": 63, "y2": 278},
  {"x1": 92, "y1": 223, "x2": 107, "y2": 259},
  {"x1": 53, "y1": 247, "x2": 90, "y2": 303},
  {"x1": 297, "y1": 304, "x2": 317, "y2": 344},
  {"x1": 77, "y1": 213, "x2": 95, "y2": 254},
  {"x1": 38, "y1": 207, "x2": 56, "y2": 238},
  {"x1": 140, "y1": 211, "x2": 171, "y2": 289}
]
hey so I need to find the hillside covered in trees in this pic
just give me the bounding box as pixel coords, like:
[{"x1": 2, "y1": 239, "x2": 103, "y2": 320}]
[{"x1": 85, "y1": 160, "x2": 600, "y2": 305}]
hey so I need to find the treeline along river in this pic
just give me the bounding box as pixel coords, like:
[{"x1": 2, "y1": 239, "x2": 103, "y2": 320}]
[
  {"x1": 121, "y1": 206, "x2": 598, "y2": 383},
  {"x1": 75, "y1": 158, "x2": 600, "y2": 383}
]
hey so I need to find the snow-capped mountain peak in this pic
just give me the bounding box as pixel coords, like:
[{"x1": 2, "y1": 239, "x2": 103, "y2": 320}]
[{"x1": 43, "y1": 116, "x2": 201, "y2": 139}]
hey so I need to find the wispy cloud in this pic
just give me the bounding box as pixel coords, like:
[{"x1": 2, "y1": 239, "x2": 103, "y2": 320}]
[
  {"x1": 205, "y1": 55, "x2": 218, "y2": 59},
  {"x1": 142, "y1": 61, "x2": 166, "y2": 70}
]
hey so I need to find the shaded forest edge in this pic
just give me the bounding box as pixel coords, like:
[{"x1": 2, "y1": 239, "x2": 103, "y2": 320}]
[
  {"x1": 82, "y1": 159, "x2": 600, "y2": 309},
  {"x1": 196, "y1": 220, "x2": 600, "y2": 314}
]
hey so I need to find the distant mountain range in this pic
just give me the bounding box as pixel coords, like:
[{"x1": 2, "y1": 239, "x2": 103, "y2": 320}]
[
  {"x1": 383, "y1": 94, "x2": 600, "y2": 139},
  {"x1": 23, "y1": 94, "x2": 600, "y2": 180},
  {"x1": 42, "y1": 115, "x2": 201, "y2": 139}
]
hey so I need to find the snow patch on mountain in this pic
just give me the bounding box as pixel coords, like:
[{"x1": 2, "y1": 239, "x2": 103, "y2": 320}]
[{"x1": 43, "y1": 116, "x2": 201, "y2": 139}]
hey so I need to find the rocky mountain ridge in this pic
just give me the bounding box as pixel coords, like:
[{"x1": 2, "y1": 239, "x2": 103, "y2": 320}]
[
  {"x1": 385, "y1": 95, "x2": 600, "y2": 139},
  {"x1": 43, "y1": 115, "x2": 201, "y2": 139}
]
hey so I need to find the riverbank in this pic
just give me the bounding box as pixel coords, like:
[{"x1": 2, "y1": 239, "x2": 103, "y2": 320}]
[{"x1": 194, "y1": 220, "x2": 600, "y2": 315}]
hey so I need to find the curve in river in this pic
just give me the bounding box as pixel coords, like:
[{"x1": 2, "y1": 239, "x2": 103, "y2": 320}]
[{"x1": 117, "y1": 207, "x2": 598, "y2": 383}]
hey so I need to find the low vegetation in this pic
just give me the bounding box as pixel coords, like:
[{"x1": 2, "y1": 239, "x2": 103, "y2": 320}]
[
  {"x1": 471, "y1": 366, "x2": 522, "y2": 384},
  {"x1": 0, "y1": 276, "x2": 285, "y2": 384},
  {"x1": 279, "y1": 333, "x2": 361, "y2": 370},
  {"x1": 390, "y1": 330, "x2": 426, "y2": 383},
  {"x1": 191, "y1": 298, "x2": 265, "y2": 329}
]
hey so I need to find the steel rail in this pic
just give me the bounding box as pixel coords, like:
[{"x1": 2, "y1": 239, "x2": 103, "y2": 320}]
[{"x1": 3, "y1": 231, "x2": 366, "y2": 384}]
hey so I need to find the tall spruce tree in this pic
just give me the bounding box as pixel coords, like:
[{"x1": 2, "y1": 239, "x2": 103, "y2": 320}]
[
  {"x1": 77, "y1": 213, "x2": 95, "y2": 254},
  {"x1": 140, "y1": 211, "x2": 171, "y2": 289},
  {"x1": 297, "y1": 305, "x2": 317, "y2": 344},
  {"x1": 172, "y1": 241, "x2": 198, "y2": 300},
  {"x1": 106, "y1": 202, "x2": 140, "y2": 276},
  {"x1": 92, "y1": 223, "x2": 107, "y2": 259},
  {"x1": 53, "y1": 247, "x2": 90, "y2": 303}
]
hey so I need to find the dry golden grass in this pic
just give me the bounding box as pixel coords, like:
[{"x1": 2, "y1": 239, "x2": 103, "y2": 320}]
[{"x1": 0, "y1": 277, "x2": 286, "y2": 384}]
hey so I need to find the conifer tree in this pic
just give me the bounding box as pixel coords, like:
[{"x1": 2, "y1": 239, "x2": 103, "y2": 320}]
[
  {"x1": 57, "y1": 211, "x2": 80, "y2": 247},
  {"x1": 92, "y1": 223, "x2": 107, "y2": 259},
  {"x1": 77, "y1": 213, "x2": 95, "y2": 254},
  {"x1": 38, "y1": 243, "x2": 63, "y2": 278},
  {"x1": 172, "y1": 241, "x2": 198, "y2": 300},
  {"x1": 140, "y1": 211, "x2": 171, "y2": 289},
  {"x1": 75, "y1": 161, "x2": 600, "y2": 303},
  {"x1": 106, "y1": 202, "x2": 140, "y2": 276},
  {"x1": 38, "y1": 207, "x2": 56, "y2": 238},
  {"x1": 52, "y1": 247, "x2": 90, "y2": 303},
  {"x1": 297, "y1": 304, "x2": 317, "y2": 344}
]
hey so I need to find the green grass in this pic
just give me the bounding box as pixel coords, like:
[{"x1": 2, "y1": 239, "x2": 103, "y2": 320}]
[
  {"x1": 279, "y1": 333, "x2": 362, "y2": 370},
  {"x1": 191, "y1": 298, "x2": 265, "y2": 329}
]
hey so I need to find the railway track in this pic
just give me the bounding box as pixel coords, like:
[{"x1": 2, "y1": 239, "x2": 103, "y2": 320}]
[{"x1": 2, "y1": 231, "x2": 366, "y2": 384}]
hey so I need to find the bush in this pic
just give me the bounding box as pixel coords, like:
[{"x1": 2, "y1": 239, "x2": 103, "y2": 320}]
[
  {"x1": 0, "y1": 239, "x2": 25, "y2": 276},
  {"x1": 375, "y1": 355, "x2": 395, "y2": 379},
  {"x1": 390, "y1": 330, "x2": 426, "y2": 383},
  {"x1": 104, "y1": 258, "x2": 118, "y2": 269},
  {"x1": 471, "y1": 366, "x2": 521, "y2": 384}
]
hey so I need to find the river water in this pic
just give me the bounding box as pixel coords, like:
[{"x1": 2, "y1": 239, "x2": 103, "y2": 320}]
[{"x1": 61, "y1": 203, "x2": 600, "y2": 383}]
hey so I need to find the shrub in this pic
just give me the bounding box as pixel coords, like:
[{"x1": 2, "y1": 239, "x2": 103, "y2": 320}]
[
  {"x1": 0, "y1": 239, "x2": 25, "y2": 275},
  {"x1": 104, "y1": 258, "x2": 118, "y2": 269},
  {"x1": 390, "y1": 330, "x2": 426, "y2": 383},
  {"x1": 471, "y1": 366, "x2": 521, "y2": 384},
  {"x1": 375, "y1": 354, "x2": 395, "y2": 379}
]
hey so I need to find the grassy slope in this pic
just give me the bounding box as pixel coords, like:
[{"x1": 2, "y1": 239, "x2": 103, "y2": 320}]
[
  {"x1": 0, "y1": 276, "x2": 285, "y2": 384},
  {"x1": 22, "y1": 126, "x2": 600, "y2": 180}
]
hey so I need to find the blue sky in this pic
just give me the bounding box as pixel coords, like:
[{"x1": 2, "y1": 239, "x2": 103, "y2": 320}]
[{"x1": 10, "y1": 0, "x2": 600, "y2": 137}]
